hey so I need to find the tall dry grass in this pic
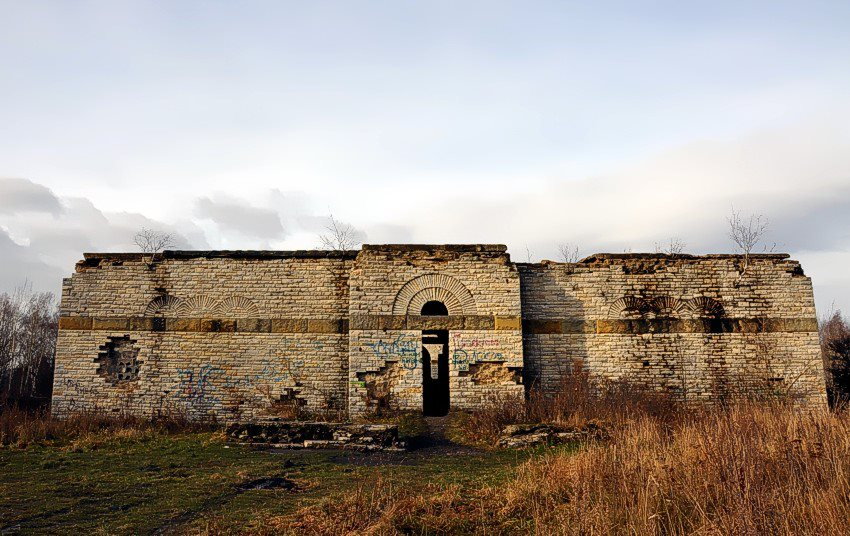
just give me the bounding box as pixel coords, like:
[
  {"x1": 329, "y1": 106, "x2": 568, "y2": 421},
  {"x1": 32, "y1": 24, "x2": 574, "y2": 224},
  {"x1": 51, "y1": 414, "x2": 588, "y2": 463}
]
[
  {"x1": 281, "y1": 403, "x2": 850, "y2": 536},
  {"x1": 0, "y1": 406, "x2": 213, "y2": 448},
  {"x1": 449, "y1": 367, "x2": 679, "y2": 447},
  {"x1": 498, "y1": 403, "x2": 850, "y2": 535}
]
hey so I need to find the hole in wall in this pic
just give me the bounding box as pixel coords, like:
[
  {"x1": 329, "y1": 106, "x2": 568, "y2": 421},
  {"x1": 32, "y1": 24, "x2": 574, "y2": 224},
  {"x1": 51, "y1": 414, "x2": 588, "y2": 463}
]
[{"x1": 95, "y1": 336, "x2": 142, "y2": 385}]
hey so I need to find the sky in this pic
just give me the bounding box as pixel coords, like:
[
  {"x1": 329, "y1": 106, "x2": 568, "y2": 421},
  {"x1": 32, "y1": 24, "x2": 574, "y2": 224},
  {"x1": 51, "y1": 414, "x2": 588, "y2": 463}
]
[{"x1": 1, "y1": 0, "x2": 849, "y2": 315}]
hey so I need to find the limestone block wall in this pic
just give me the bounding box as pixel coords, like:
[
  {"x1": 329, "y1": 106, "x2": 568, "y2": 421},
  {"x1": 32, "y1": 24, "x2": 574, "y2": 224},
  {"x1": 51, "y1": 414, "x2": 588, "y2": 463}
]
[
  {"x1": 519, "y1": 254, "x2": 826, "y2": 404},
  {"x1": 53, "y1": 251, "x2": 354, "y2": 420},
  {"x1": 52, "y1": 247, "x2": 828, "y2": 421},
  {"x1": 347, "y1": 245, "x2": 524, "y2": 416},
  {"x1": 54, "y1": 332, "x2": 348, "y2": 420}
]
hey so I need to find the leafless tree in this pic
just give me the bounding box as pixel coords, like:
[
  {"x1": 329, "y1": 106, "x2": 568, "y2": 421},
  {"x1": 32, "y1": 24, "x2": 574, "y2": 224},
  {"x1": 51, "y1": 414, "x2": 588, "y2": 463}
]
[
  {"x1": 819, "y1": 309, "x2": 850, "y2": 406},
  {"x1": 654, "y1": 237, "x2": 686, "y2": 255},
  {"x1": 525, "y1": 244, "x2": 534, "y2": 263},
  {"x1": 0, "y1": 283, "x2": 58, "y2": 406},
  {"x1": 727, "y1": 207, "x2": 769, "y2": 273},
  {"x1": 557, "y1": 243, "x2": 581, "y2": 263},
  {"x1": 319, "y1": 213, "x2": 360, "y2": 251},
  {"x1": 133, "y1": 227, "x2": 176, "y2": 254}
]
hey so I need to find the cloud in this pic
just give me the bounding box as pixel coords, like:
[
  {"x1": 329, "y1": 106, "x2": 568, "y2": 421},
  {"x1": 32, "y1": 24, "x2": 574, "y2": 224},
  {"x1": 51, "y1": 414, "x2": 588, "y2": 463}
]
[
  {"x1": 384, "y1": 115, "x2": 850, "y2": 257},
  {"x1": 0, "y1": 183, "x2": 207, "y2": 295},
  {"x1": 369, "y1": 116, "x2": 850, "y2": 313},
  {"x1": 0, "y1": 227, "x2": 65, "y2": 294},
  {"x1": 0, "y1": 115, "x2": 847, "y2": 315},
  {"x1": 195, "y1": 195, "x2": 285, "y2": 239},
  {"x1": 0, "y1": 181, "x2": 371, "y2": 295},
  {"x1": 363, "y1": 223, "x2": 415, "y2": 243},
  {"x1": 0, "y1": 178, "x2": 63, "y2": 216}
]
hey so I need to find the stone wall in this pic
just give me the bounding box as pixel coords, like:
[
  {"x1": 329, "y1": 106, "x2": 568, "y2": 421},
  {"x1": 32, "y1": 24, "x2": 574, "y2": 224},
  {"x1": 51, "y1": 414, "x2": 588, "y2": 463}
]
[
  {"x1": 52, "y1": 247, "x2": 827, "y2": 421},
  {"x1": 53, "y1": 251, "x2": 354, "y2": 419},
  {"x1": 347, "y1": 245, "x2": 524, "y2": 416},
  {"x1": 519, "y1": 254, "x2": 826, "y2": 404}
]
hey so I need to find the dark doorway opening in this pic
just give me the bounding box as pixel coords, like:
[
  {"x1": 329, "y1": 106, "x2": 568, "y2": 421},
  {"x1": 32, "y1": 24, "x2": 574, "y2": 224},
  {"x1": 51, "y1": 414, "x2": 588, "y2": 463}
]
[
  {"x1": 421, "y1": 301, "x2": 449, "y2": 416},
  {"x1": 421, "y1": 300, "x2": 449, "y2": 316}
]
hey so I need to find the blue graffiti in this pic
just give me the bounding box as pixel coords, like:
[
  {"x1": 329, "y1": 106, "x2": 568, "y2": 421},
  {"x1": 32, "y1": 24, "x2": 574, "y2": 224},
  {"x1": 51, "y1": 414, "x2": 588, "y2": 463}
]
[
  {"x1": 367, "y1": 334, "x2": 420, "y2": 357},
  {"x1": 176, "y1": 364, "x2": 223, "y2": 402},
  {"x1": 222, "y1": 357, "x2": 305, "y2": 389},
  {"x1": 401, "y1": 354, "x2": 420, "y2": 370},
  {"x1": 367, "y1": 335, "x2": 421, "y2": 369}
]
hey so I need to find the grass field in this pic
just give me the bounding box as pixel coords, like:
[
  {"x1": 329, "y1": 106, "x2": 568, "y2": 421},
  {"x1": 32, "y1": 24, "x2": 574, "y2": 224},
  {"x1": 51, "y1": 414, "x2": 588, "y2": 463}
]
[
  {"x1": 0, "y1": 427, "x2": 549, "y2": 535},
  {"x1": 3, "y1": 395, "x2": 850, "y2": 535}
]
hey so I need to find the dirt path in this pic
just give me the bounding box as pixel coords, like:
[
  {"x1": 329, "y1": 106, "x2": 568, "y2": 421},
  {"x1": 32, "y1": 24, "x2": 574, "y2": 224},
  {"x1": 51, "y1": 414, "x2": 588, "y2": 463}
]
[{"x1": 423, "y1": 416, "x2": 451, "y2": 444}]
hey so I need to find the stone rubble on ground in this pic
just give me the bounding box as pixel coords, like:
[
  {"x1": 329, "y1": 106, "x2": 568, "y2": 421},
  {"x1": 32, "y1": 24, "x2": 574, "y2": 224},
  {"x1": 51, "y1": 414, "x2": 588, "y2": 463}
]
[
  {"x1": 226, "y1": 421, "x2": 406, "y2": 451},
  {"x1": 498, "y1": 422, "x2": 609, "y2": 448}
]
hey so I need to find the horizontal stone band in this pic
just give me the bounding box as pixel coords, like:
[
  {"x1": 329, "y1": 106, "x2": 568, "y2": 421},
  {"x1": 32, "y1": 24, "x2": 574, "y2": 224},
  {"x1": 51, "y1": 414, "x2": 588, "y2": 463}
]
[
  {"x1": 523, "y1": 317, "x2": 818, "y2": 335},
  {"x1": 59, "y1": 316, "x2": 349, "y2": 334},
  {"x1": 349, "y1": 315, "x2": 521, "y2": 331},
  {"x1": 57, "y1": 315, "x2": 523, "y2": 333},
  {"x1": 58, "y1": 315, "x2": 817, "y2": 334}
]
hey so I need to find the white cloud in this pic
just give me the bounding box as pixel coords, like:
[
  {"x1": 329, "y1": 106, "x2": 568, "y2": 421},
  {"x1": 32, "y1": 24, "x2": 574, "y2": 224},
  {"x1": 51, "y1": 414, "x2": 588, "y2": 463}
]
[
  {"x1": 195, "y1": 195, "x2": 285, "y2": 240},
  {"x1": 0, "y1": 115, "x2": 848, "y2": 316},
  {"x1": 0, "y1": 178, "x2": 63, "y2": 216}
]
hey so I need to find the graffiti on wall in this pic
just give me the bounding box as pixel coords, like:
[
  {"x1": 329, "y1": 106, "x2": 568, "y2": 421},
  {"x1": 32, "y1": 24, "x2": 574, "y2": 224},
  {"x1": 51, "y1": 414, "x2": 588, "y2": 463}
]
[
  {"x1": 176, "y1": 364, "x2": 223, "y2": 403},
  {"x1": 363, "y1": 333, "x2": 518, "y2": 372},
  {"x1": 367, "y1": 334, "x2": 421, "y2": 370},
  {"x1": 450, "y1": 333, "x2": 511, "y2": 371}
]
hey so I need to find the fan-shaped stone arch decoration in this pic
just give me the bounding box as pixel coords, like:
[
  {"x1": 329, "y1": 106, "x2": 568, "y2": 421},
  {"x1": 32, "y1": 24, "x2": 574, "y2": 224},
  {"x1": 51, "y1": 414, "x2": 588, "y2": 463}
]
[
  {"x1": 175, "y1": 295, "x2": 219, "y2": 316},
  {"x1": 144, "y1": 295, "x2": 185, "y2": 316},
  {"x1": 685, "y1": 297, "x2": 725, "y2": 318},
  {"x1": 647, "y1": 296, "x2": 684, "y2": 317},
  {"x1": 607, "y1": 296, "x2": 652, "y2": 318},
  {"x1": 212, "y1": 296, "x2": 261, "y2": 318},
  {"x1": 392, "y1": 273, "x2": 477, "y2": 316}
]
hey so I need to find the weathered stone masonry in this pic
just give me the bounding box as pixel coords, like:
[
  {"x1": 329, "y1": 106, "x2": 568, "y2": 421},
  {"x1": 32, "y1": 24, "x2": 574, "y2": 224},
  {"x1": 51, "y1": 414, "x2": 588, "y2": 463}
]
[{"x1": 52, "y1": 246, "x2": 827, "y2": 420}]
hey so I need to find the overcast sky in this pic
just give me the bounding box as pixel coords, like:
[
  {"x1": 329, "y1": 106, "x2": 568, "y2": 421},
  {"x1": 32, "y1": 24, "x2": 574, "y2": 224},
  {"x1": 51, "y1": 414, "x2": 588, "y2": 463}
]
[{"x1": 1, "y1": 1, "x2": 849, "y2": 315}]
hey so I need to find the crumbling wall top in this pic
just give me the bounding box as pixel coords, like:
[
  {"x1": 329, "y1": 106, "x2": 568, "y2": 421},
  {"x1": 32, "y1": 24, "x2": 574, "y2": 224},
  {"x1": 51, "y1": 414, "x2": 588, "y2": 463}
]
[
  {"x1": 577, "y1": 253, "x2": 791, "y2": 262},
  {"x1": 523, "y1": 253, "x2": 794, "y2": 268},
  {"x1": 360, "y1": 244, "x2": 508, "y2": 254},
  {"x1": 81, "y1": 249, "x2": 359, "y2": 263}
]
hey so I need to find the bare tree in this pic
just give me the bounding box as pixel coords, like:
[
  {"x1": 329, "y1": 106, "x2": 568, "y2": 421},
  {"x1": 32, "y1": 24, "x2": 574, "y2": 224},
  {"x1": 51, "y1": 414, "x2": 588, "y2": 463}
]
[
  {"x1": 727, "y1": 207, "x2": 769, "y2": 273},
  {"x1": 557, "y1": 243, "x2": 581, "y2": 263},
  {"x1": 319, "y1": 214, "x2": 360, "y2": 251},
  {"x1": 820, "y1": 310, "x2": 850, "y2": 406},
  {"x1": 654, "y1": 237, "x2": 686, "y2": 255},
  {"x1": 0, "y1": 283, "x2": 58, "y2": 407},
  {"x1": 524, "y1": 244, "x2": 534, "y2": 263},
  {"x1": 134, "y1": 228, "x2": 176, "y2": 254}
]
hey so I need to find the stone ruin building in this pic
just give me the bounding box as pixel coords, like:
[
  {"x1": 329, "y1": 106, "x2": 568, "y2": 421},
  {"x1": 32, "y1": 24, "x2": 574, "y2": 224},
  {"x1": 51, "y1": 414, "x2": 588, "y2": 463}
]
[{"x1": 52, "y1": 245, "x2": 827, "y2": 420}]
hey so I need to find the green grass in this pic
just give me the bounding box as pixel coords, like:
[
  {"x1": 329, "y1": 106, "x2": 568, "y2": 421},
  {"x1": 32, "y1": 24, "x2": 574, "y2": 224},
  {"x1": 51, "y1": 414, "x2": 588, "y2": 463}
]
[{"x1": 0, "y1": 432, "x2": 557, "y2": 535}]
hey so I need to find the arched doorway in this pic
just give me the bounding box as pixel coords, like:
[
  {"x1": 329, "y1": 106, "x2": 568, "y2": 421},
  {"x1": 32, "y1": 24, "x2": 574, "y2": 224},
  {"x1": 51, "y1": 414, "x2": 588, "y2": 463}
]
[{"x1": 421, "y1": 300, "x2": 449, "y2": 416}]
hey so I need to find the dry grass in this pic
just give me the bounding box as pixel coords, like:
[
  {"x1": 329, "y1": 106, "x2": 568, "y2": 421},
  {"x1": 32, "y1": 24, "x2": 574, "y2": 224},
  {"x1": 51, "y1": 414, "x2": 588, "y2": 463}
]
[
  {"x1": 0, "y1": 405, "x2": 214, "y2": 449},
  {"x1": 498, "y1": 403, "x2": 850, "y2": 535},
  {"x1": 277, "y1": 403, "x2": 850, "y2": 535},
  {"x1": 448, "y1": 368, "x2": 679, "y2": 448}
]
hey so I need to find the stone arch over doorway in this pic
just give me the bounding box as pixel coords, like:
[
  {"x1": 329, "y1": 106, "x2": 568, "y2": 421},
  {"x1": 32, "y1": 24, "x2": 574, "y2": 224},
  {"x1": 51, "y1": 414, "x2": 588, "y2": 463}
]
[{"x1": 392, "y1": 273, "x2": 476, "y2": 316}]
